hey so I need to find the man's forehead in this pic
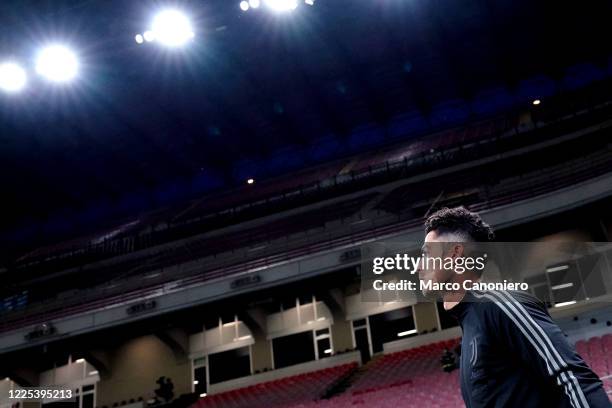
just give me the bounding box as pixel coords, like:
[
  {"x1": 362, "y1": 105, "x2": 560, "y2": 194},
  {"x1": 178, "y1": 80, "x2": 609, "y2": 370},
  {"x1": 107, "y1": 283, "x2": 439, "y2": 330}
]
[{"x1": 424, "y1": 230, "x2": 441, "y2": 243}]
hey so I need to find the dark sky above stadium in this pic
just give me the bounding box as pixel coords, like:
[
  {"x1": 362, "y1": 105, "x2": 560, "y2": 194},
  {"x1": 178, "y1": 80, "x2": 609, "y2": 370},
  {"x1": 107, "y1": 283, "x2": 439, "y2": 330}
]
[{"x1": 0, "y1": 0, "x2": 611, "y2": 247}]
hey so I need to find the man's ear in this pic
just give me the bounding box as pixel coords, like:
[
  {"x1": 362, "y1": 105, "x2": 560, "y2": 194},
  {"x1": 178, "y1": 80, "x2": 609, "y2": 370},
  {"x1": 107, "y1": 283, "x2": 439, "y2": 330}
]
[{"x1": 450, "y1": 243, "x2": 465, "y2": 258}]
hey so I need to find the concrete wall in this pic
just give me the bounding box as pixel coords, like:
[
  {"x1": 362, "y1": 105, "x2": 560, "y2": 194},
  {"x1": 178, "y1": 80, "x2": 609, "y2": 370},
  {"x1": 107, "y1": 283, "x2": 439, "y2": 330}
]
[
  {"x1": 330, "y1": 318, "x2": 354, "y2": 352},
  {"x1": 250, "y1": 333, "x2": 273, "y2": 373},
  {"x1": 413, "y1": 302, "x2": 440, "y2": 334},
  {"x1": 95, "y1": 335, "x2": 190, "y2": 407}
]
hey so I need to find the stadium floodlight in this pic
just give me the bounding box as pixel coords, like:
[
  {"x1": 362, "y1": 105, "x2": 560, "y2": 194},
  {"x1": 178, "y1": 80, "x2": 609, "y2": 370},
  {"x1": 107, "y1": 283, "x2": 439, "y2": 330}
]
[
  {"x1": 532, "y1": 99, "x2": 541, "y2": 105},
  {"x1": 247, "y1": 178, "x2": 255, "y2": 184},
  {"x1": 151, "y1": 9, "x2": 195, "y2": 47},
  {"x1": 0, "y1": 62, "x2": 27, "y2": 93},
  {"x1": 249, "y1": 0, "x2": 261, "y2": 8},
  {"x1": 135, "y1": 34, "x2": 144, "y2": 44},
  {"x1": 264, "y1": 0, "x2": 298, "y2": 12},
  {"x1": 240, "y1": 1, "x2": 250, "y2": 11},
  {"x1": 35, "y1": 45, "x2": 78, "y2": 82},
  {"x1": 305, "y1": 0, "x2": 315, "y2": 5},
  {"x1": 143, "y1": 30, "x2": 155, "y2": 42}
]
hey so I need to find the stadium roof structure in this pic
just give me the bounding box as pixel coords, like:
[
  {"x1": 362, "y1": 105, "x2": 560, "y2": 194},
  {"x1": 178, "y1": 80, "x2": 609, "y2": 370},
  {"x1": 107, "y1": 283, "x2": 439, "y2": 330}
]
[{"x1": 0, "y1": 0, "x2": 611, "y2": 250}]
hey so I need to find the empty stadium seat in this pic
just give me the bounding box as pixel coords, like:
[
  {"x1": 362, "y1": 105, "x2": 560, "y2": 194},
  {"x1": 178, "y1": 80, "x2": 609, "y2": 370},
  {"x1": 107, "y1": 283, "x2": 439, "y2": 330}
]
[
  {"x1": 606, "y1": 57, "x2": 612, "y2": 78},
  {"x1": 562, "y1": 63, "x2": 606, "y2": 91},
  {"x1": 575, "y1": 335, "x2": 612, "y2": 379},
  {"x1": 232, "y1": 158, "x2": 266, "y2": 183},
  {"x1": 191, "y1": 169, "x2": 225, "y2": 195},
  {"x1": 517, "y1": 75, "x2": 557, "y2": 102},
  {"x1": 429, "y1": 99, "x2": 470, "y2": 128},
  {"x1": 471, "y1": 87, "x2": 516, "y2": 117},
  {"x1": 308, "y1": 134, "x2": 343, "y2": 163},
  {"x1": 348, "y1": 123, "x2": 386, "y2": 152},
  {"x1": 387, "y1": 111, "x2": 429, "y2": 140},
  {"x1": 266, "y1": 146, "x2": 308, "y2": 175}
]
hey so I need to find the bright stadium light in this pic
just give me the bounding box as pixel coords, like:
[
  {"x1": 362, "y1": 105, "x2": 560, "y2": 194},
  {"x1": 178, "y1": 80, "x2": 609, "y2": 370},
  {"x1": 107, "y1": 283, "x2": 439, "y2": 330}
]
[
  {"x1": 143, "y1": 30, "x2": 155, "y2": 42},
  {"x1": 135, "y1": 34, "x2": 144, "y2": 44},
  {"x1": 151, "y1": 9, "x2": 195, "y2": 47},
  {"x1": 0, "y1": 62, "x2": 27, "y2": 93},
  {"x1": 249, "y1": 0, "x2": 261, "y2": 8},
  {"x1": 397, "y1": 329, "x2": 417, "y2": 337},
  {"x1": 264, "y1": 0, "x2": 298, "y2": 12},
  {"x1": 554, "y1": 300, "x2": 577, "y2": 308},
  {"x1": 532, "y1": 99, "x2": 541, "y2": 105},
  {"x1": 240, "y1": 1, "x2": 250, "y2": 11},
  {"x1": 35, "y1": 45, "x2": 78, "y2": 82}
]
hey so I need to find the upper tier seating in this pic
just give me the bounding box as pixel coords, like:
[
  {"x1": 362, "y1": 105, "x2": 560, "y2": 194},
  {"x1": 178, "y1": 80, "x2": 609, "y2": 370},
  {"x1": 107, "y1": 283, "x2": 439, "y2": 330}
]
[
  {"x1": 3, "y1": 81, "x2": 612, "y2": 333},
  {"x1": 2, "y1": 138, "x2": 612, "y2": 333}
]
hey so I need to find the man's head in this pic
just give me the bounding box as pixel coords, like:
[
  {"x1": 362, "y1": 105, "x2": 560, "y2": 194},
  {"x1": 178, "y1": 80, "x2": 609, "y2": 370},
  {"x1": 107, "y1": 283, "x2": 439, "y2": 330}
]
[{"x1": 419, "y1": 207, "x2": 495, "y2": 298}]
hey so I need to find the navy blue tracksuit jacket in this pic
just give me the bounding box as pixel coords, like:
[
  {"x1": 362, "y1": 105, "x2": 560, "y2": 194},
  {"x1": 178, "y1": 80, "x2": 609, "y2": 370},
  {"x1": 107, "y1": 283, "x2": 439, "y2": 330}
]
[{"x1": 447, "y1": 290, "x2": 611, "y2": 407}]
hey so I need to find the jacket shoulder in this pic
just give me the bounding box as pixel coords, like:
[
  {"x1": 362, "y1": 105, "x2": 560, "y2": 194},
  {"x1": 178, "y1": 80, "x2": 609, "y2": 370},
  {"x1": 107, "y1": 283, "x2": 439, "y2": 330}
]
[{"x1": 470, "y1": 290, "x2": 547, "y2": 319}]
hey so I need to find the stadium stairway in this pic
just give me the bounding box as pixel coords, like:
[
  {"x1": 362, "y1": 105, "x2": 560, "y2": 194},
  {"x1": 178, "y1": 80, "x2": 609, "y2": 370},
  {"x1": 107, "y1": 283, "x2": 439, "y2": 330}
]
[
  {"x1": 320, "y1": 355, "x2": 385, "y2": 400},
  {"x1": 191, "y1": 363, "x2": 358, "y2": 408},
  {"x1": 290, "y1": 339, "x2": 464, "y2": 408}
]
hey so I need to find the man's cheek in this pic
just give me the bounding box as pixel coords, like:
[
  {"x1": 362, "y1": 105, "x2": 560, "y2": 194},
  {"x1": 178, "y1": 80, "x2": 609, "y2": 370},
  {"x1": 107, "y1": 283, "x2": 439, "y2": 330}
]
[
  {"x1": 420, "y1": 270, "x2": 436, "y2": 281},
  {"x1": 430, "y1": 269, "x2": 445, "y2": 282}
]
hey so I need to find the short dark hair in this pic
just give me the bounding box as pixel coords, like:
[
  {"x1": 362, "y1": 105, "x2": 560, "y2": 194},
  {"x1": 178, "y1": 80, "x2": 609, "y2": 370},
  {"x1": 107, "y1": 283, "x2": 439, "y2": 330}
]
[{"x1": 424, "y1": 206, "x2": 495, "y2": 242}]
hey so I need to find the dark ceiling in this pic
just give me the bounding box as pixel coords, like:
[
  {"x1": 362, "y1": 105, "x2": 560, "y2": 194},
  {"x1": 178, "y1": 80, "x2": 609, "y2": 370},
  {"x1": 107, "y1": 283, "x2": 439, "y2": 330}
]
[{"x1": 0, "y1": 0, "x2": 611, "y2": 243}]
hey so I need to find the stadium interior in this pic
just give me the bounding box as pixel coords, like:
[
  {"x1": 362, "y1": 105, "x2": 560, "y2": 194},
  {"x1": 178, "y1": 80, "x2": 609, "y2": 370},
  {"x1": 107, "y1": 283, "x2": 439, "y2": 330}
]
[{"x1": 1, "y1": 0, "x2": 611, "y2": 407}]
